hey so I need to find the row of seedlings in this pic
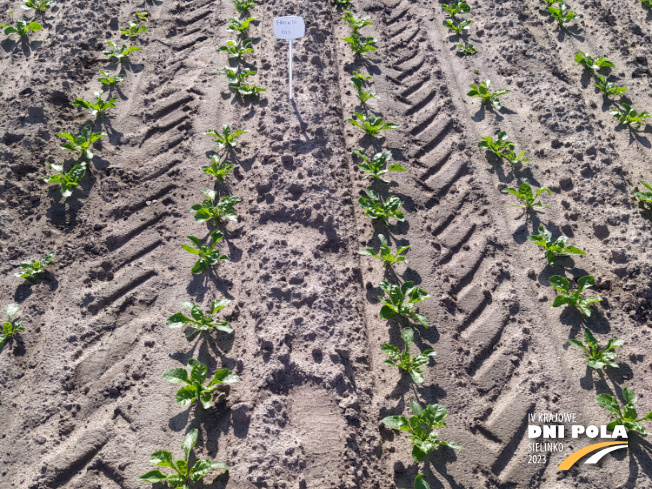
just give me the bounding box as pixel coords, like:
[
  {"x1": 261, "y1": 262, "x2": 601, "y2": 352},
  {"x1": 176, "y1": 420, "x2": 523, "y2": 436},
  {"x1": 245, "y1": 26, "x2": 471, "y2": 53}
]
[
  {"x1": 440, "y1": 0, "x2": 476, "y2": 56},
  {"x1": 138, "y1": 0, "x2": 261, "y2": 485},
  {"x1": 4, "y1": 9, "x2": 147, "y2": 347},
  {"x1": 460, "y1": 7, "x2": 652, "y2": 437},
  {"x1": 338, "y1": 2, "x2": 463, "y2": 488}
]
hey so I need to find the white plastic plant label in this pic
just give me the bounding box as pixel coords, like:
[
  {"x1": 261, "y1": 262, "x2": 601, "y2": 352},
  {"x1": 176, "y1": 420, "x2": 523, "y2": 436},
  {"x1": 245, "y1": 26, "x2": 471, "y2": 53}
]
[
  {"x1": 273, "y1": 16, "x2": 305, "y2": 40},
  {"x1": 274, "y1": 16, "x2": 305, "y2": 99}
]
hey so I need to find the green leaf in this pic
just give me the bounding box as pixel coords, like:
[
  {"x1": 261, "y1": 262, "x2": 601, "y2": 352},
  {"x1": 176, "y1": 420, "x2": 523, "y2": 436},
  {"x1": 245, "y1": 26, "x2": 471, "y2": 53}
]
[
  {"x1": 167, "y1": 313, "x2": 191, "y2": 329},
  {"x1": 189, "y1": 359, "x2": 208, "y2": 384},
  {"x1": 549, "y1": 275, "x2": 569, "y2": 293},
  {"x1": 623, "y1": 387, "x2": 637, "y2": 405},
  {"x1": 150, "y1": 450, "x2": 175, "y2": 469},
  {"x1": 583, "y1": 328, "x2": 598, "y2": 348},
  {"x1": 189, "y1": 459, "x2": 212, "y2": 482},
  {"x1": 175, "y1": 386, "x2": 197, "y2": 406},
  {"x1": 139, "y1": 470, "x2": 167, "y2": 482},
  {"x1": 401, "y1": 327, "x2": 414, "y2": 349},
  {"x1": 415, "y1": 474, "x2": 431, "y2": 489},
  {"x1": 379, "y1": 305, "x2": 396, "y2": 320},
  {"x1": 209, "y1": 368, "x2": 239, "y2": 385},
  {"x1": 382, "y1": 415, "x2": 408, "y2": 430},
  {"x1": 211, "y1": 461, "x2": 230, "y2": 471},
  {"x1": 596, "y1": 393, "x2": 622, "y2": 416},
  {"x1": 182, "y1": 429, "x2": 198, "y2": 460},
  {"x1": 164, "y1": 368, "x2": 190, "y2": 384}
]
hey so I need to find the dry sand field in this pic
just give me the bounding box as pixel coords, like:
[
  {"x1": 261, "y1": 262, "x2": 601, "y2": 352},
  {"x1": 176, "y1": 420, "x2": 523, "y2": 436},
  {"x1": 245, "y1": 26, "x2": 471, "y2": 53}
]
[{"x1": 1, "y1": 0, "x2": 652, "y2": 488}]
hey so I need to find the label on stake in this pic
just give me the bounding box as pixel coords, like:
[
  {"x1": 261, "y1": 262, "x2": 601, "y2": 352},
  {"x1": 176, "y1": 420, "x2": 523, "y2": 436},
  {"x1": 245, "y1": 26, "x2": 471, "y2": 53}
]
[{"x1": 274, "y1": 16, "x2": 305, "y2": 99}]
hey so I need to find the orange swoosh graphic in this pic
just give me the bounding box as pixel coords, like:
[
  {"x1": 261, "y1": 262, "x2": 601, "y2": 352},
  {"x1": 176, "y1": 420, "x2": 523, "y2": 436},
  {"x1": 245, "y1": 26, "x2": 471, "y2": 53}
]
[{"x1": 556, "y1": 441, "x2": 628, "y2": 471}]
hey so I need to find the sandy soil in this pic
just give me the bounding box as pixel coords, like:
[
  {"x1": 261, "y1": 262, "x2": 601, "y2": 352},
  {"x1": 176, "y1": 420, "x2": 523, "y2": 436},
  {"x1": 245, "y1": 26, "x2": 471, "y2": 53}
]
[{"x1": 1, "y1": 0, "x2": 652, "y2": 488}]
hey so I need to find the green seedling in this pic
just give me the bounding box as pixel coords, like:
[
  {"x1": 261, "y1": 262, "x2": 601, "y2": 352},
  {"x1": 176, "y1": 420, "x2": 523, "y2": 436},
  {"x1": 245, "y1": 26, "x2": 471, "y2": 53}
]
[
  {"x1": 611, "y1": 103, "x2": 651, "y2": 128},
  {"x1": 501, "y1": 179, "x2": 551, "y2": 209},
  {"x1": 21, "y1": 0, "x2": 55, "y2": 13},
  {"x1": 219, "y1": 66, "x2": 257, "y2": 86},
  {"x1": 1, "y1": 19, "x2": 42, "y2": 37},
  {"x1": 44, "y1": 162, "x2": 86, "y2": 197},
  {"x1": 204, "y1": 124, "x2": 248, "y2": 149},
  {"x1": 182, "y1": 230, "x2": 229, "y2": 274},
  {"x1": 548, "y1": 3, "x2": 577, "y2": 26},
  {"x1": 236, "y1": 83, "x2": 266, "y2": 96},
  {"x1": 467, "y1": 79, "x2": 511, "y2": 111},
  {"x1": 359, "y1": 233, "x2": 409, "y2": 267},
  {"x1": 333, "y1": 0, "x2": 352, "y2": 6},
  {"x1": 528, "y1": 225, "x2": 585, "y2": 265},
  {"x1": 549, "y1": 275, "x2": 602, "y2": 317},
  {"x1": 569, "y1": 328, "x2": 623, "y2": 370},
  {"x1": 596, "y1": 387, "x2": 652, "y2": 435},
  {"x1": 218, "y1": 38, "x2": 254, "y2": 58},
  {"x1": 595, "y1": 74, "x2": 627, "y2": 97},
  {"x1": 56, "y1": 124, "x2": 107, "y2": 159},
  {"x1": 503, "y1": 148, "x2": 532, "y2": 167},
  {"x1": 98, "y1": 70, "x2": 126, "y2": 86},
  {"x1": 444, "y1": 19, "x2": 474, "y2": 35},
  {"x1": 139, "y1": 429, "x2": 229, "y2": 486},
  {"x1": 70, "y1": 90, "x2": 118, "y2": 117},
  {"x1": 378, "y1": 280, "x2": 430, "y2": 328},
  {"x1": 341, "y1": 33, "x2": 377, "y2": 54},
  {"x1": 347, "y1": 112, "x2": 399, "y2": 137},
  {"x1": 102, "y1": 41, "x2": 142, "y2": 62},
  {"x1": 574, "y1": 51, "x2": 614, "y2": 72},
  {"x1": 352, "y1": 70, "x2": 372, "y2": 83},
  {"x1": 455, "y1": 42, "x2": 476, "y2": 55},
  {"x1": 441, "y1": 0, "x2": 470, "y2": 17},
  {"x1": 358, "y1": 189, "x2": 405, "y2": 223},
  {"x1": 404, "y1": 475, "x2": 431, "y2": 489},
  {"x1": 342, "y1": 10, "x2": 373, "y2": 31},
  {"x1": 14, "y1": 251, "x2": 55, "y2": 281},
  {"x1": 1, "y1": 304, "x2": 25, "y2": 348},
  {"x1": 134, "y1": 11, "x2": 148, "y2": 21},
  {"x1": 351, "y1": 76, "x2": 378, "y2": 103},
  {"x1": 189, "y1": 189, "x2": 241, "y2": 223},
  {"x1": 232, "y1": 0, "x2": 255, "y2": 13},
  {"x1": 352, "y1": 148, "x2": 406, "y2": 181},
  {"x1": 201, "y1": 154, "x2": 237, "y2": 182},
  {"x1": 167, "y1": 299, "x2": 234, "y2": 337},
  {"x1": 642, "y1": 0, "x2": 652, "y2": 8},
  {"x1": 382, "y1": 399, "x2": 463, "y2": 463},
  {"x1": 478, "y1": 131, "x2": 514, "y2": 158},
  {"x1": 635, "y1": 180, "x2": 652, "y2": 207},
  {"x1": 120, "y1": 20, "x2": 147, "y2": 38},
  {"x1": 382, "y1": 327, "x2": 436, "y2": 384},
  {"x1": 226, "y1": 17, "x2": 255, "y2": 35},
  {"x1": 164, "y1": 359, "x2": 238, "y2": 409}
]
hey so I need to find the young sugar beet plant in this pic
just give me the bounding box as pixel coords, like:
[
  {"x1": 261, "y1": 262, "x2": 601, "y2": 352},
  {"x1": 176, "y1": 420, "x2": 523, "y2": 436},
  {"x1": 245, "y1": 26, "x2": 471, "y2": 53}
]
[
  {"x1": 182, "y1": 230, "x2": 229, "y2": 274},
  {"x1": 102, "y1": 41, "x2": 141, "y2": 62},
  {"x1": 359, "y1": 234, "x2": 409, "y2": 267},
  {"x1": 351, "y1": 75, "x2": 378, "y2": 104},
  {"x1": 342, "y1": 10, "x2": 373, "y2": 32},
  {"x1": 569, "y1": 328, "x2": 623, "y2": 370},
  {"x1": 467, "y1": 80, "x2": 510, "y2": 111},
  {"x1": 120, "y1": 20, "x2": 146, "y2": 39},
  {"x1": 232, "y1": 0, "x2": 255, "y2": 14},
  {"x1": 167, "y1": 299, "x2": 234, "y2": 339},
  {"x1": 201, "y1": 154, "x2": 237, "y2": 183},
  {"x1": 98, "y1": 70, "x2": 126, "y2": 87},
  {"x1": 378, "y1": 280, "x2": 430, "y2": 328},
  {"x1": 358, "y1": 190, "x2": 405, "y2": 224},
  {"x1": 348, "y1": 112, "x2": 399, "y2": 137},
  {"x1": 44, "y1": 161, "x2": 86, "y2": 197},
  {"x1": 403, "y1": 475, "x2": 432, "y2": 489},
  {"x1": 502, "y1": 179, "x2": 551, "y2": 210},
  {"x1": 382, "y1": 327, "x2": 436, "y2": 384},
  {"x1": 596, "y1": 387, "x2": 652, "y2": 435},
  {"x1": 478, "y1": 131, "x2": 531, "y2": 167},
  {"x1": 611, "y1": 103, "x2": 651, "y2": 129},
  {"x1": 549, "y1": 275, "x2": 602, "y2": 317},
  {"x1": 1, "y1": 18, "x2": 42, "y2": 38},
  {"x1": 205, "y1": 124, "x2": 248, "y2": 150},
  {"x1": 218, "y1": 39, "x2": 254, "y2": 59},
  {"x1": 382, "y1": 399, "x2": 463, "y2": 462},
  {"x1": 594, "y1": 75, "x2": 627, "y2": 98},
  {"x1": 56, "y1": 124, "x2": 106, "y2": 159},
  {"x1": 70, "y1": 91, "x2": 118, "y2": 118},
  {"x1": 341, "y1": 32, "x2": 377, "y2": 55},
  {"x1": 1, "y1": 304, "x2": 25, "y2": 349},
  {"x1": 189, "y1": 190, "x2": 241, "y2": 223},
  {"x1": 226, "y1": 16, "x2": 256, "y2": 35},
  {"x1": 21, "y1": 0, "x2": 56, "y2": 14},
  {"x1": 164, "y1": 358, "x2": 238, "y2": 409},
  {"x1": 528, "y1": 225, "x2": 586, "y2": 265},
  {"x1": 14, "y1": 251, "x2": 55, "y2": 281},
  {"x1": 547, "y1": 2, "x2": 578, "y2": 27},
  {"x1": 352, "y1": 149, "x2": 406, "y2": 181},
  {"x1": 139, "y1": 429, "x2": 229, "y2": 486},
  {"x1": 635, "y1": 181, "x2": 652, "y2": 209},
  {"x1": 574, "y1": 51, "x2": 614, "y2": 73}
]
